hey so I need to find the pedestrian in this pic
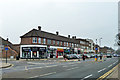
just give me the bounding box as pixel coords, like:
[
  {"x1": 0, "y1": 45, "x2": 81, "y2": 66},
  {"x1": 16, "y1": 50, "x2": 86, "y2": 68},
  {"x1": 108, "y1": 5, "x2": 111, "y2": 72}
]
[
  {"x1": 82, "y1": 54, "x2": 85, "y2": 61},
  {"x1": 63, "y1": 54, "x2": 67, "y2": 61},
  {"x1": 100, "y1": 54, "x2": 102, "y2": 60}
]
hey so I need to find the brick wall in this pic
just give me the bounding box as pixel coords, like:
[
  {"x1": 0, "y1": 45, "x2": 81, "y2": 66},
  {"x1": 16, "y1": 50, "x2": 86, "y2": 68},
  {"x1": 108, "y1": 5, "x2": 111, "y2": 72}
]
[{"x1": 20, "y1": 37, "x2": 32, "y2": 44}]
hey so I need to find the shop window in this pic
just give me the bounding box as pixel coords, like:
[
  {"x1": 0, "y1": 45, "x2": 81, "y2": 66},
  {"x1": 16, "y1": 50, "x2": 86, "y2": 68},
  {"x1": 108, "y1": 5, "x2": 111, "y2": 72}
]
[
  {"x1": 33, "y1": 37, "x2": 37, "y2": 43},
  {"x1": 38, "y1": 38, "x2": 41, "y2": 44},
  {"x1": 43, "y1": 38, "x2": 46, "y2": 44}
]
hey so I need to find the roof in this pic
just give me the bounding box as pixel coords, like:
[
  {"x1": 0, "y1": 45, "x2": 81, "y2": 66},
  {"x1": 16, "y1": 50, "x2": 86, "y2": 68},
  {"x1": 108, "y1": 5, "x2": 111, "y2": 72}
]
[
  {"x1": 0, "y1": 36, "x2": 13, "y2": 46},
  {"x1": 20, "y1": 29, "x2": 79, "y2": 43}
]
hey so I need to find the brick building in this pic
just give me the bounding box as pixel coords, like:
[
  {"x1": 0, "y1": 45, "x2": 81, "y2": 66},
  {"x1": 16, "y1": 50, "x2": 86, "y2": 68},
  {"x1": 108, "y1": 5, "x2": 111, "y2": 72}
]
[
  {"x1": 100, "y1": 46, "x2": 114, "y2": 54},
  {"x1": 0, "y1": 37, "x2": 19, "y2": 58},
  {"x1": 19, "y1": 26, "x2": 91, "y2": 59}
]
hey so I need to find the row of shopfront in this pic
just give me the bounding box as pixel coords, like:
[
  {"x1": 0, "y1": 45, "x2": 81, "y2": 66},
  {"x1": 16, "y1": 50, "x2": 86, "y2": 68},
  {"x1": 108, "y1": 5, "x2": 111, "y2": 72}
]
[{"x1": 20, "y1": 45, "x2": 89, "y2": 59}]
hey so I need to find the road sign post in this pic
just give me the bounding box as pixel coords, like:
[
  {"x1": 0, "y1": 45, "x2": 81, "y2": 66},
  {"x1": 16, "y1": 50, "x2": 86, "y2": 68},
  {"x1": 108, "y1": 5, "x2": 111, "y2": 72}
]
[{"x1": 5, "y1": 47, "x2": 8, "y2": 64}]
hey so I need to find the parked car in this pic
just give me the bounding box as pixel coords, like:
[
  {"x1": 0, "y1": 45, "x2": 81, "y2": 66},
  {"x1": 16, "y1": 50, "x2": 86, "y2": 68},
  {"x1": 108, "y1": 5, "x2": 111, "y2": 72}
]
[
  {"x1": 90, "y1": 54, "x2": 95, "y2": 58},
  {"x1": 106, "y1": 54, "x2": 112, "y2": 58},
  {"x1": 66, "y1": 54, "x2": 79, "y2": 60},
  {"x1": 84, "y1": 54, "x2": 91, "y2": 58}
]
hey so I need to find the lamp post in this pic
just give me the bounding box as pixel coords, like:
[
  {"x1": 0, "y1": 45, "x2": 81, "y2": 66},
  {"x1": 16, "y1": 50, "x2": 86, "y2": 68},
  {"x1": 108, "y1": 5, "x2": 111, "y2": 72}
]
[{"x1": 99, "y1": 38, "x2": 102, "y2": 47}]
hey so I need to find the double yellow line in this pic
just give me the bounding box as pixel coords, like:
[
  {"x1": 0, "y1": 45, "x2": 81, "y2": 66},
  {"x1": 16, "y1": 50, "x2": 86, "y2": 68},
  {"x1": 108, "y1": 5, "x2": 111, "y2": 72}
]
[{"x1": 97, "y1": 63, "x2": 119, "y2": 80}]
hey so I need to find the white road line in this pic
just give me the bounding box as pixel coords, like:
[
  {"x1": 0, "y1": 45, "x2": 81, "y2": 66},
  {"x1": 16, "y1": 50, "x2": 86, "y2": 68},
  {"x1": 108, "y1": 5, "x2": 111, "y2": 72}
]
[
  {"x1": 102, "y1": 68, "x2": 106, "y2": 71},
  {"x1": 63, "y1": 65, "x2": 77, "y2": 67},
  {"x1": 29, "y1": 76, "x2": 39, "y2": 78},
  {"x1": 45, "y1": 65, "x2": 58, "y2": 68},
  {"x1": 82, "y1": 74, "x2": 93, "y2": 80},
  {"x1": 108, "y1": 64, "x2": 112, "y2": 68},
  {"x1": 67, "y1": 67, "x2": 79, "y2": 71},
  {"x1": 98, "y1": 68, "x2": 106, "y2": 73},
  {"x1": 40, "y1": 72, "x2": 56, "y2": 77},
  {"x1": 113, "y1": 62, "x2": 116, "y2": 65},
  {"x1": 29, "y1": 67, "x2": 43, "y2": 70},
  {"x1": 69, "y1": 63, "x2": 75, "y2": 64},
  {"x1": 63, "y1": 66, "x2": 68, "y2": 67},
  {"x1": 98, "y1": 69, "x2": 103, "y2": 73}
]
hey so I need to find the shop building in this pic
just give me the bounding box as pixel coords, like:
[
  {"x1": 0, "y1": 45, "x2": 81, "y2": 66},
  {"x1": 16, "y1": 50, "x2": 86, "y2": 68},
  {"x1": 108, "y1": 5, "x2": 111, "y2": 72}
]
[{"x1": 20, "y1": 26, "x2": 80, "y2": 59}]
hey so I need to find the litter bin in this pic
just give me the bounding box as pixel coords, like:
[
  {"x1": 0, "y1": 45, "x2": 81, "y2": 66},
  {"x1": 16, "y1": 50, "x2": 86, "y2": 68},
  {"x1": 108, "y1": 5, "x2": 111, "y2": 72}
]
[{"x1": 16, "y1": 56, "x2": 19, "y2": 60}]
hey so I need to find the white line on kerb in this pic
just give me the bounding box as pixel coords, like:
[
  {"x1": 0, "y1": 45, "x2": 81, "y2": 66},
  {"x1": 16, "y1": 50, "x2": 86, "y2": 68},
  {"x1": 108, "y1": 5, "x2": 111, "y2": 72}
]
[
  {"x1": 82, "y1": 74, "x2": 93, "y2": 80},
  {"x1": 40, "y1": 72, "x2": 56, "y2": 77}
]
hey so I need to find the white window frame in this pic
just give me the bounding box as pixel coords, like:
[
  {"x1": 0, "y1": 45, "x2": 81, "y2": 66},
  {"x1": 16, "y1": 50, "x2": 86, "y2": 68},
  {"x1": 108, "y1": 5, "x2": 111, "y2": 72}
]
[
  {"x1": 33, "y1": 37, "x2": 37, "y2": 43},
  {"x1": 38, "y1": 38, "x2": 41, "y2": 44}
]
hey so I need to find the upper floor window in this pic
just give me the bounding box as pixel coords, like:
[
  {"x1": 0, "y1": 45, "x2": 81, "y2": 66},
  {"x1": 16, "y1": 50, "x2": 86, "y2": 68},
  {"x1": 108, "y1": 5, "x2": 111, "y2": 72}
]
[
  {"x1": 53, "y1": 40, "x2": 55, "y2": 45},
  {"x1": 69, "y1": 43, "x2": 71, "y2": 47},
  {"x1": 64, "y1": 42, "x2": 66, "y2": 46},
  {"x1": 38, "y1": 38, "x2": 41, "y2": 44},
  {"x1": 67, "y1": 42, "x2": 68, "y2": 47},
  {"x1": 47, "y1": 39, "x2": 51, "y2": 45},
  {"x1": 72, "y1": 43, "x2": 74, "y2": 47},
  {"x1": 43, "y1": 38, "x2": 46, "y2": 44},
  {"x1": 61, "y1": 42, "x2": 63, "y2": 46},
  {"x1": 33, "y1": 37, "x2": 37, "y2": 43},
  {"x1": 57, "y1": 41, "x2": 59, "y2": 45}
]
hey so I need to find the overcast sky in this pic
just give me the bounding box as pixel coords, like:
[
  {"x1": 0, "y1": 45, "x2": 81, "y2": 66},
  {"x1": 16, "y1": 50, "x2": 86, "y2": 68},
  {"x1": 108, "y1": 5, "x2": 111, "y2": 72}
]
[{"x1": 0, "y1": 0, "x2": 118, "y2": 50}]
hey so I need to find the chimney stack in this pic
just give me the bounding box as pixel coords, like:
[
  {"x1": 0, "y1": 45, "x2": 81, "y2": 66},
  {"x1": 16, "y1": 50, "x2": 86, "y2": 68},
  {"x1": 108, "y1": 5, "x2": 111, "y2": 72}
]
[
  {"x1": 72, "y1": 36, "x2": 74, "y2": 39},
  {"x1": 38, "y1": 26, "x2": 41, "y2": 30},
  {"x1": 68, "y1": 35, "x2": 70, "y2": 38},
  {"x1": 56, "y1": 31, "x2": 59, "y2": 35},
  {"x1": 6, "y1": 38, "x2": 9, "y2": 41},
  {"x1": 74, "y1": 36, "x2": 76, "y2": 39}
]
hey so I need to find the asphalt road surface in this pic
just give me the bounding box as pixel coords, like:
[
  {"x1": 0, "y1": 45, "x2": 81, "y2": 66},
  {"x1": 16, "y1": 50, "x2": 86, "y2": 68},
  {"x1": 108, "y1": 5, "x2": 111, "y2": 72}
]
[{"x1": 1, "y1": 57, "x2": 120, "y2": 80}]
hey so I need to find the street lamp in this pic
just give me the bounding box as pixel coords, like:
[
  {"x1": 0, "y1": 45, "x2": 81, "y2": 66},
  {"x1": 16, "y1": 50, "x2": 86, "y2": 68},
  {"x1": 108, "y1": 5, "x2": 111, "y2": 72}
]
[{"x1": 99, "y1": 38, "x2": 102, "y2": 47}]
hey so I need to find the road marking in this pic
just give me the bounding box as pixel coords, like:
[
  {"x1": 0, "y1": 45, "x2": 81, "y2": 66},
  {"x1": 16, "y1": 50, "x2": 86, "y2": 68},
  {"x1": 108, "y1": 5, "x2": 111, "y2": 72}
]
[
  {"x1": 98, "y1": 68, "x2": 106, "y2": 73},
  {"x1": 108, "y1": 64, "x2": 112, "y2": 68},
  {"x1": 67, "y1": 67, "x2": 79, "y2": 71},
  {"x1": 69, "y1": 63, "x2": 75, "y2": 64},
  {"x1": 82, "y1": 74, "x2": 93, "y2": 80},
  {"x1": 63, "y1": 65, "x2": 77, "y2": 67},
  {"x1": 29, "y1": 76, "x2": 39, "y2": 78},
  {"x1": 113, "y1": 62, "x2": 116, "y2": 65},
  {"x1": 40, "y1": 72, "x2": 56, "y2": 77},
  {"x1": 29, "y1": 67, "x2": 43, "y2": 70},
  {"x1": 63, "y1": 66, "x2": 68, "y2": 67},
  {"x1": 45, "y1": 65, "x2": 58, "y2": 68}
]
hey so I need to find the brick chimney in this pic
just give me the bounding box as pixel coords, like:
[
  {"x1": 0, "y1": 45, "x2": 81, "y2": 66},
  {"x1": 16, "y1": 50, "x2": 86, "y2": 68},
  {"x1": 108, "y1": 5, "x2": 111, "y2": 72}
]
[
  {"x1": 56, "y1": 31, "x2": 59, "y2": 35},
  {"x1": 38, "y1": 26, "x2": 41, "y2": 30},
  {"x1": 68, "y1": 35, "x2": 70, "y2": 38}
]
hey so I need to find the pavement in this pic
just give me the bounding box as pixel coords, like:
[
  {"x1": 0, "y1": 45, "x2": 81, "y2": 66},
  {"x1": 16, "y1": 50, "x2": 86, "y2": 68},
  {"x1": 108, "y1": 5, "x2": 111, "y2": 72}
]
[
  {"x1": 105, "y1": 63, "x2": 120, "y2": 80},
  {"x1": 0, "y1": 63, "x2": 12, "y2": 68}
]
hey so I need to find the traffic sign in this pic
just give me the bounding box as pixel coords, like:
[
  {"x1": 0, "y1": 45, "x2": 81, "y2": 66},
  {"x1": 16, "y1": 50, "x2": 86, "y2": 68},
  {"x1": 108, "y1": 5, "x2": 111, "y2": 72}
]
[
  {"x1": 95, "y1": 48, "x2": 98, "y2": 50},
  {"x1": 5, "y1": 47, "x2": 8, "y2": 51}
]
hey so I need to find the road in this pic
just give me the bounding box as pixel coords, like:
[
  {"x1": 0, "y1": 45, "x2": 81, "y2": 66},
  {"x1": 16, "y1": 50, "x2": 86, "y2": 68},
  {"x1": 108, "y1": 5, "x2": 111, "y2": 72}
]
[{"x1": 1, "y1": 57, "x2": 120, "y2": 80}]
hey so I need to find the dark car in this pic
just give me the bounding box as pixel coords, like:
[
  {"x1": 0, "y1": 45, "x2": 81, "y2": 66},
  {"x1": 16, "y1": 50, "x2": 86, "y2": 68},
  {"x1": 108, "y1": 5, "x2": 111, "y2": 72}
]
[{"x1": 106, "y1": 54, "x2": 112, "y2": 58}]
